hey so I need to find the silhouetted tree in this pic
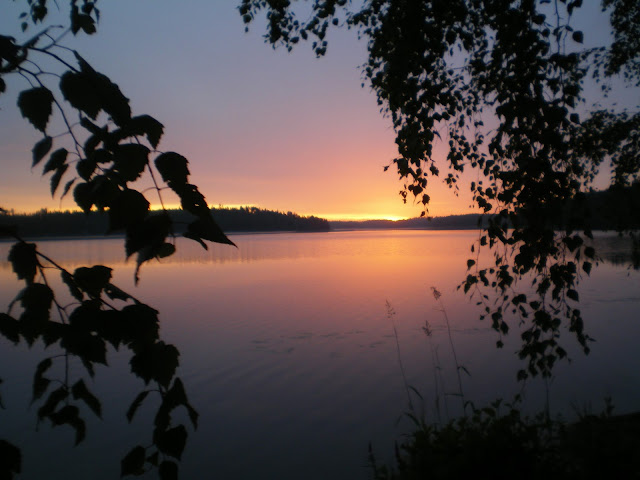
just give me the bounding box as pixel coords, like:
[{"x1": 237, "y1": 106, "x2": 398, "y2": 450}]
[
  {"x1": 240, "y1": 0, "x2": 640, "y2": 378},
  {"x1": 1, "y1": 1, "x2": 234, "y2": 278},
  {"x1": 1, "y1": 2, "x2": 233, "y2": 478}
]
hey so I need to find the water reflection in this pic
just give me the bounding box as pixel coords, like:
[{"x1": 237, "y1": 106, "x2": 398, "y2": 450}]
[
  {"x1": 1, "y1": 230, "x2": 634, "y2": 269},
  {"x1": 1, "y1": 230, "x2": 639, "y2": 479},
  {"x1": 0, "y1": 230, "x2": 485, "y2": 269}
]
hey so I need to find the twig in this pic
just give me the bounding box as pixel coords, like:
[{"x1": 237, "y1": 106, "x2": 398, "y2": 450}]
[
  {"x1": 431, "y1": 287, "x2": 467, "y2": 415},
  {"x1": 386, "y1": 300, "x2": 414, "y2": 412}
]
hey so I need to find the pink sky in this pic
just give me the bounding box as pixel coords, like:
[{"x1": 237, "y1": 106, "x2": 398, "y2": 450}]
[{"x1": 0, "y1": 1, "x2": 626, "y2": 220}]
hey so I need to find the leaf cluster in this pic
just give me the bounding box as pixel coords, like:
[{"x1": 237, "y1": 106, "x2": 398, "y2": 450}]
[
  {"x1": 0, "y1": 238, "x2": 198, "y2": 479},
  {"x1": 241, "y1": 0, "x2": 640, "y2": 377},
  {"x1": 13, "y1": 0, "x2": 99, "y2": 35},
  {"x1": 4, "y1": 13, "x2": 235, "y2": 284},
  {"x1": 2, "y1": 4, "x2": 219, "y2": 478},
  {"x1": 123, "y1": 378, "x2": 198, "y2": 480}
]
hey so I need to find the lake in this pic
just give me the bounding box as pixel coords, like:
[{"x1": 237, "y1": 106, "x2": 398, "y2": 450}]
[{"x1": 1, "y1": 230, "x2": 639, "y2": 479}]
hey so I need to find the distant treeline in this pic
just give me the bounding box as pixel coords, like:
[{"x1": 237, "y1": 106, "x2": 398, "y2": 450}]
[
  {"x1": 2, "y1": 186, "x2": 638, "y2": 238},
  {"x1": 0, "y1": 206, "x2": 330, "y2": 238},
  {"x1": 212, "y1": 207, "x2": 329, "y2": 232},
  {"x1": 331, "y1": 186, "x2": 640, "y2": 232},
  {"x1": 330, "y1": 214, "x2": 486, "y2": 231}
]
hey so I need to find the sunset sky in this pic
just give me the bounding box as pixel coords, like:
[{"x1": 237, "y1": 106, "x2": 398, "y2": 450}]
[{"x1": 0, "y1": 1, "x2": 627, "y2": 220}]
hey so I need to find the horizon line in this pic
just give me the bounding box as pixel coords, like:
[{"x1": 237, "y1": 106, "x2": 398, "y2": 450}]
[{"x1": 2, "y1": 204, "x2": 482, "y2": 222}]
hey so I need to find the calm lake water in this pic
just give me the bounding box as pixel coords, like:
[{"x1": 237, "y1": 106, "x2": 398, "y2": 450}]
[{"x1": 1, "y1": 230, "x2": 639, "y2": 479}]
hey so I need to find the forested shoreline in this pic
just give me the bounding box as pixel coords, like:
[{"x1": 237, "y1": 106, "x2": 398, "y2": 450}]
[
  {"x1": 332, "y1": 186, "x2": 640, "y2": 231},
  {"x1": 2, "y1": 186, "x2": 638, "y2": 238},
  {"x1": 0, "y1": 206, "x2": 330, "y2": 238}
]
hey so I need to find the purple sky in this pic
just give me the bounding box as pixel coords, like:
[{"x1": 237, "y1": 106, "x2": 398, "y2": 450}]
[{"x1": 0, "y1": 1, "x2": 634, "y2": 219}]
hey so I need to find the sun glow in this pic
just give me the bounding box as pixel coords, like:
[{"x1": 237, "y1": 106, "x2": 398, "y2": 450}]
[
  {"x1": 318, "y1": 213, "x2": 407, "y2": 221},
  {"x1": 152, "y1": 203, "x2": 410, "y2": 222}
]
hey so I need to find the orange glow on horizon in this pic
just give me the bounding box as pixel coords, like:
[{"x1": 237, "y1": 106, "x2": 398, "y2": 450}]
[
  {"x1": 5, "y1": 202, "x2": 478, "y2": 222},
  {"x1": 316, "y1": 213, "x2": 407, "y2": 221}
]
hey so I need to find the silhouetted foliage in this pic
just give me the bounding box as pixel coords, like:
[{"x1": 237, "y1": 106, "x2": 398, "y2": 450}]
[
  {"x1": 369, "y1": 400, "x2": 640, "y2": 480},
  {"x1": 241, "y1": 0, "x2": 640, "y2": 378},
  {"x1": 2, "y1": 1, "x2": 235, "y2": 283},
  {"x1": 0, "y1": 235, "x2": 198, "y2": 479}
]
